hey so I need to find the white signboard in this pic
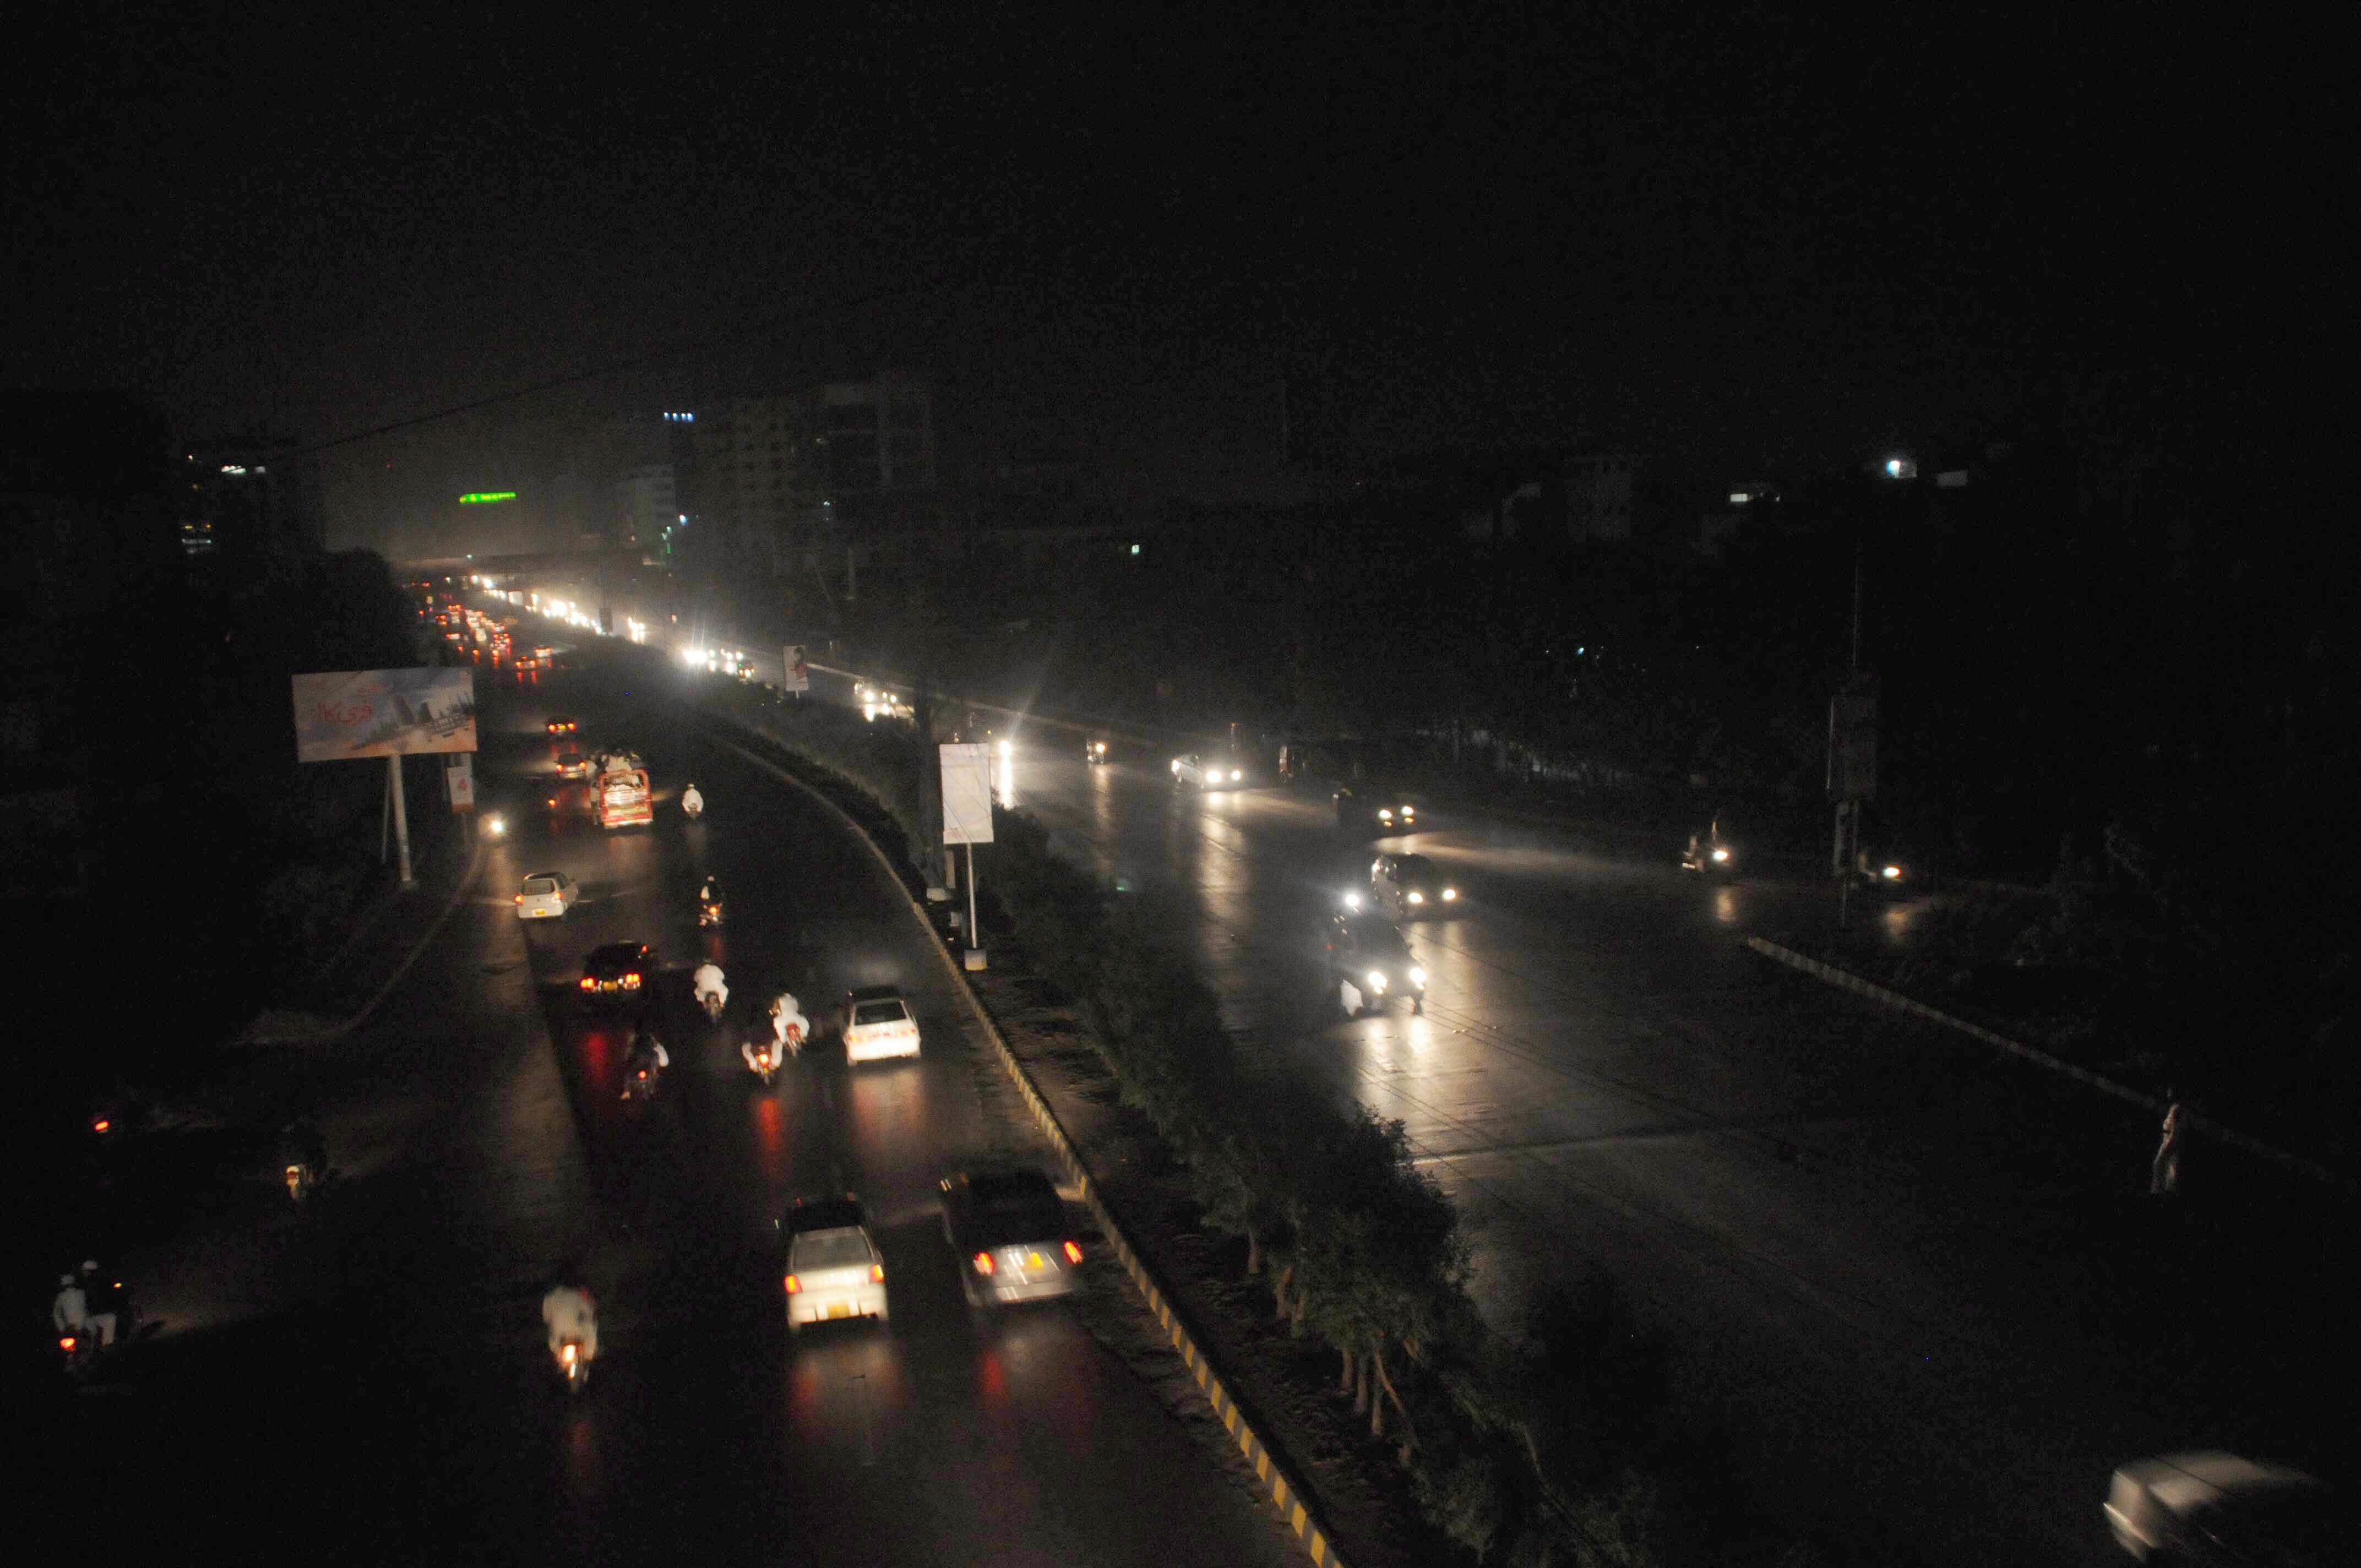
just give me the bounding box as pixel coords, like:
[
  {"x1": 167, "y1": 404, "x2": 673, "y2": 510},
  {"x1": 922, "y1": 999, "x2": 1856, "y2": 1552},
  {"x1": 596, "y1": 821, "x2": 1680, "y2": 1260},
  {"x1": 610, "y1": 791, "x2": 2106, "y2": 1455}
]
[
  {"x1": 291, "y1": 668, "x2": 478, "y2": 763},
  {"x1": 782, "y1": 644, "x2": 809, "y2": 694},
  {"x1": 940, "y1": 743, "x2": 995, "y2": 845},
  {"x1": 444, "y1": 754, "x2": 475, "y2": 809}
]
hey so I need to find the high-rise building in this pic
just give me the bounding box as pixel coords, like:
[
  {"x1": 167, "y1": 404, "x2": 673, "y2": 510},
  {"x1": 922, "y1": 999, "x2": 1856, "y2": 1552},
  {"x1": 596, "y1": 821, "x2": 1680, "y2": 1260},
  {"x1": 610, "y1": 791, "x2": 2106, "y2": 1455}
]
[
  {"x1": 694, "y1": 372, "x2": 936, "y2": 576},
  {"x1": 613, "y1": 465, "x2": 677, "y2": 550}
]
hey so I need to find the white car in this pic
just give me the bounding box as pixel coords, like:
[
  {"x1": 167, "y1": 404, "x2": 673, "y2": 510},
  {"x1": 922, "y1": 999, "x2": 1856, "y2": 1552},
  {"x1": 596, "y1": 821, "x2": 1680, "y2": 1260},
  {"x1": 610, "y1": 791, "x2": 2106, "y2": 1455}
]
[
  {"x1": 1171, "y1": 753, "x2": 1247, "y2": 790},
  {"x1": 841, "y1": 986, "x2": 921, "y2": 1062},
  {"x1": 2106, "y1": 1452, "x2": 2340, "y2": 1561},
  {"x1": 782, "y1": 1195, "x2": 889, "y2": 1332},
  {"x1": 514, "y1": 872, "x2": 579, "y2": 919}
]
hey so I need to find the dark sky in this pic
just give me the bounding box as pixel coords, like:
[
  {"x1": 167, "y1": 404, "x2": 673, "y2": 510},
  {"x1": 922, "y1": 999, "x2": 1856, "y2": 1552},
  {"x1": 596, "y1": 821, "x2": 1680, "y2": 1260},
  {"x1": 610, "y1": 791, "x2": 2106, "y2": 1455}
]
[{"x1": 3, "y1": 3, "x2": 2318, "y2": 544}]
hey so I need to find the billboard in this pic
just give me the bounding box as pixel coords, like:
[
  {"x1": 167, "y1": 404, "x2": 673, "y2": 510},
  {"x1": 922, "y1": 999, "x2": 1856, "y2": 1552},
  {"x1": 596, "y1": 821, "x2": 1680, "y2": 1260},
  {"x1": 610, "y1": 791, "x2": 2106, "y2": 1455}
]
[
  {"x1": 292, "y1": 668, "x2": 478, "y2": 763},
  {"x1": 782, "y1": 644, "x2": 809, "y2": 694},
  {"x1": 940, "y1": 743, "x2": 994, "y2": 844}
]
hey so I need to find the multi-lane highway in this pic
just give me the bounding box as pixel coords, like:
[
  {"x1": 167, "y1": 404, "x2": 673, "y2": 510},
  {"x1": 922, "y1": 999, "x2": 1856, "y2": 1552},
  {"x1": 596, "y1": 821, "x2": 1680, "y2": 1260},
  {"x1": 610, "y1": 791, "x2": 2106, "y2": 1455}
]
[
  {"x1": 919, "y1": 707, "x2": 2348, "y2": 1565},
  {"x1": 53, "y1": 646, "x2": 1298, "y2": 1568}
]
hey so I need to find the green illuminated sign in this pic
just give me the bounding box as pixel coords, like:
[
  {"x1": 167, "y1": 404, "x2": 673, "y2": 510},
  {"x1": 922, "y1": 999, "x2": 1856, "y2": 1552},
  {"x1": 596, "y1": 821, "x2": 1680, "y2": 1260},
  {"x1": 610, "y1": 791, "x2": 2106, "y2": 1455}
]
[{"x1": 458, "y1": 491, "x2": 518, "y2": 505}]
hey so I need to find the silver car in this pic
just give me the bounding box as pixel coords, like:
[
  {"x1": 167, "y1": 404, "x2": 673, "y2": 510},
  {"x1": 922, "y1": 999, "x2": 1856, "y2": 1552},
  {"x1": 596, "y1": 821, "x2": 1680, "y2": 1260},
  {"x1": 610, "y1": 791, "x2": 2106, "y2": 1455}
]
[
  {"x1": 782, "y1": 1195, "x2": 889, "y2": 1333},
  {"x1": 514, "y1": 871, "x2": 579, "y2": 920}
]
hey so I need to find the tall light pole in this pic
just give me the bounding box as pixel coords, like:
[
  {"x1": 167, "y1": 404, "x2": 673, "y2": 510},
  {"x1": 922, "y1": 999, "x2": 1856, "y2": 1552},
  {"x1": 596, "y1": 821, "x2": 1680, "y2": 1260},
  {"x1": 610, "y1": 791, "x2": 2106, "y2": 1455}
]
[{"x1": 1835, "y1": 455, "x2": 1911, "y2": 928}]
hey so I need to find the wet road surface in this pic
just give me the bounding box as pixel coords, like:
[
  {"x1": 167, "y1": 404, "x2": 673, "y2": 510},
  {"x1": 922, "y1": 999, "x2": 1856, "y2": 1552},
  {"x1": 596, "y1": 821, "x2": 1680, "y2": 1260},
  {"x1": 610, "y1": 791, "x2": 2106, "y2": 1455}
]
[{"x1": 49, "y1": 655, "x2": 1297, "y2": 1568}]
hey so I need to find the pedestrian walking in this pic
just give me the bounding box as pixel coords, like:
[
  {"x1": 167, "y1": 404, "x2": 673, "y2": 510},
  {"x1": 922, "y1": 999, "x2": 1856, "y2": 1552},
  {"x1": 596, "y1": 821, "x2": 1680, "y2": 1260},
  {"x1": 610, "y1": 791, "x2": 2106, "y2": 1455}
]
[{"x1": 2150, "y1": 1097, "x2": 2186, "y2": 1195}]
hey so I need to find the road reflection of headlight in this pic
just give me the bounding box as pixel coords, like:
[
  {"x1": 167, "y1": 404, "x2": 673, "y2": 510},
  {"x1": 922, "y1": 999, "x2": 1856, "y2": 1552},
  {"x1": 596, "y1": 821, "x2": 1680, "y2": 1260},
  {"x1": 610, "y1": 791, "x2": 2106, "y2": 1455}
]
[
  {"x1": 1366, "y1": 971, "x2": 1386, "y2": 992},
  {"x1": 1408, "y1": 966, "x2": 1426, "y2": 987}
]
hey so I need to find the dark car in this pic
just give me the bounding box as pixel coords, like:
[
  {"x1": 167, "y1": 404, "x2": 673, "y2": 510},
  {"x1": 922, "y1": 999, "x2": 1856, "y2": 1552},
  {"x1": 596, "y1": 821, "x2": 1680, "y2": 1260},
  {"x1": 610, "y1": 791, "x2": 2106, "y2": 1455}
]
[
  {"x1": 1372, "y1": 852, "x2": 1458, "y2": 916},
  {"x1": 940, "y1": 1168, "x2": 1083, "y2": 1306},
  {"x1": 1335, "y1": 785, "x2": 1418, "y2": 837},
  {"x1": 578, "y1": 941, "x2": 652, "y2": 1003},
  {"x1": 1325, "y1": 908, "x2": 1426, "y2": 1015}
]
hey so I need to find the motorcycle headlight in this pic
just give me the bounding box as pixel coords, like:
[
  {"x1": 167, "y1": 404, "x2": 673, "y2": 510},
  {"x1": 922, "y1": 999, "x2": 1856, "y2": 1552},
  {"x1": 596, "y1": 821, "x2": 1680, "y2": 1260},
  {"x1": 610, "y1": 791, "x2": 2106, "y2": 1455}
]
[
  {"x1": 1711, "y1": 847, "x2": 1729, "y2": 862},
  {"x1": 1365, "y1": 971, "x2": 1387, "y2": 992},
  {"x1": 1882, "y1": 864, "x2": 1903, "y2": 880},
  {"x1": 1408, "y1": 966, "x2": 1426, "y2": 988}
]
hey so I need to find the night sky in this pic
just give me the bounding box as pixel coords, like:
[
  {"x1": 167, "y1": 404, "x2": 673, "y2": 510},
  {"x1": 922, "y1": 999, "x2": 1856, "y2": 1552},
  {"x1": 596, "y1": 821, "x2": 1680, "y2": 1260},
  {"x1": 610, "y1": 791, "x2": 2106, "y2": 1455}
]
[{"x1": 4, "y1": 4, "x2": 2318, "y2": 548}]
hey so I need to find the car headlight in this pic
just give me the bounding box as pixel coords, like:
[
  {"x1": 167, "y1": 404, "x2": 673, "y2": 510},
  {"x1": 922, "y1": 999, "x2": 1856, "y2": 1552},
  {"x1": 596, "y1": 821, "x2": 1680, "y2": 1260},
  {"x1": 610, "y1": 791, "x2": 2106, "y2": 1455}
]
[
  {"x1": 1406, "y1": 891, "x2": 1424, "y2": 904},
  {"x1": 485, "y1": 814, "x2": 506, "y2": 837},
  {"x1": 1230, "y1": 769, "x2": 1242, "y2": 782},
  {"x1": 1365, "y1": 971, "x2": 1387, "y2": 992},
  {"x1": 1377, "y1": 809, "x2": 1394, "y2": 823},
  {"x1": 1882, "y1": 864, "x2": 1903, "y2": 880},
  {"x1": 1408, "y1": 967, "x2": 1426, "y2": 987},
  {"x1": 1342, "y1": 892, "x2": 1362, "y2": 911},
  {"x1": 1401, "y1": 805, "x2": 1415, "y2": 820},
  {"x1": 1441, "y1": 888, "x2": 1457, "y2": 901},
  {"x1": 1171, "y1": 760, "x2": 1181, "y2": 774}
]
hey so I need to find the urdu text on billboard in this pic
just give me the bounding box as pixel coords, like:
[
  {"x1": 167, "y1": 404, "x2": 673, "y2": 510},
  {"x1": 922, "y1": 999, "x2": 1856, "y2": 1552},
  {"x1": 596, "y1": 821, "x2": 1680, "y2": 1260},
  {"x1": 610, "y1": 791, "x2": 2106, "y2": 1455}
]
[{"x1": 292, "y1": 668, "x2": 479, "y2": 763}]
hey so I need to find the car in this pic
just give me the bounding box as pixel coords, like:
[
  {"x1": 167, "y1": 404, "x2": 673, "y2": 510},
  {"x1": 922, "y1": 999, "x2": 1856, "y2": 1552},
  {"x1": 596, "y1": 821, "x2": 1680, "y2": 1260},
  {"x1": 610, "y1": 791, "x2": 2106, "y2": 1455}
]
[
  {"x1": 1172, "y1": 752, "x2": 1248, "y2": 790},
  {"x1": 840, "y1": 986, "x2": 921, "y2": 1063},
  {"x1": 553, "y1": 747, "x2": 591, "y2": 780},
  {"x1": 1371, "y1": 852, "x2": 1457, "y2": 916},
  {"x1": 578, "y1": 941, "x2": 652, "y2": 1001},
  {"x1": 855, "y1": 684, "x2": 915, "y2": 723},
  {"x1": 1325, "y1": 908, "x2": 1426, "y2": 1015},
  {"x1": 940, "y1": 1168, "x2": 1083, "y2": 1306},
  {"x1": 1334, "y1": 785, "x2": 1418, "y2": 837},
  {"x1": 514, "y1": 871, "x2": 579, "y2": 919},
  {"x1": 2106, "y1": 1452, "x2": 2342, "y2": 1563},
  {"x1": 545, "y1": 715, "x2": 579, "y2": 736},
  {"x1": 781, "y1": 1195, "x2": 889, "y2": 1332}
]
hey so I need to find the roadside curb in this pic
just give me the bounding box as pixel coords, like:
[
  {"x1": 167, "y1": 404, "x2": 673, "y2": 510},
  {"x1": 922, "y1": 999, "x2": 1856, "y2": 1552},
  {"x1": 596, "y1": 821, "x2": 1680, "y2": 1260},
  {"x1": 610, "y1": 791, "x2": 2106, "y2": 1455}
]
[
  {"x1": 708, "y1": 716, "x2": 1352, "y2": 1568},
  {"x1": 1744, "y1": 935, "x2": 2356, "y2": 1195}
]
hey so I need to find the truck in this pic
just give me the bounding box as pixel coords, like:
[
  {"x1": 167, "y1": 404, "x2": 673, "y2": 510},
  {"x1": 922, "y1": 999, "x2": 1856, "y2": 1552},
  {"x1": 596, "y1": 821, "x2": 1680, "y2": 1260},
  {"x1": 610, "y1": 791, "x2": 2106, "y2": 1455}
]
[{"x1": 595, "y1": 752, "x2": 652, "y2": 830}]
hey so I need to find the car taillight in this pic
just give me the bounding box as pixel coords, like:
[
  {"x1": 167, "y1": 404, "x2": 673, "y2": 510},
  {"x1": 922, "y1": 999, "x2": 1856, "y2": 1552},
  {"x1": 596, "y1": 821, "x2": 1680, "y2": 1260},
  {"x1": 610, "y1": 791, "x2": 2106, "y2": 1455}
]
[
  {"x1": 869, "y1": 1264, "x2": 885, "y2": 1283},
  {"x1": 1064, "y1": 1240, "x2": 1084, "y2": 1265},
  {"x1": 623, "y1": 973, "x2": 641, "y2": 988},
  {"x1": 92, "y1": 1118, "x2": 111, "y2": 1134},
  {"x1": 784, "y1": 1275, "x2": 801, "y2": 1294},
  {"x1": 579, "y1": 977, "x2": 595, "y2": 990},
  {"x1": 972, "y1": 1251, "x2": 995, "y2": 1276},
  {"x1": 514, "y1": 895, "x2": 523, "y2": 904}
]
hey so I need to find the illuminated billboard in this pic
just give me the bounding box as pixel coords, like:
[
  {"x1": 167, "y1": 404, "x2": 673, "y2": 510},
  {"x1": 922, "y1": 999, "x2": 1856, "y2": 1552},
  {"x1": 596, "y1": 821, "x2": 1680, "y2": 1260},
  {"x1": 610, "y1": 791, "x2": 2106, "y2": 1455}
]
[
  {"x1": 291, "y1": 668, "x2": 478, "y2": 763},
  {"x1": 458, "y1": 491, "x2": 517, "y2": 504}
]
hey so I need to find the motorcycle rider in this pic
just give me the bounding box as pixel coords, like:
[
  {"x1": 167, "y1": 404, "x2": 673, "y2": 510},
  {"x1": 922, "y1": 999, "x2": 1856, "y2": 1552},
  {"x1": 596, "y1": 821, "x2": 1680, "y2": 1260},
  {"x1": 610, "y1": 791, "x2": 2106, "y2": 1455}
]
[
  {"x1": 768, "y1": 990, "x2": 808, "y2": 1058},
  {"x1": 53, "y1": 1270, "x2": 115, "y2": 1348},
  {"x1": 692, "y1": 960, "x2": 728, "y2": 1015},
  {"x1": 682, "y1": 782, "x2": 704, "y2": 818},
  {"x1": 541, "y1": 1276, "x2": 599, "y2": 1364},
  {"x1": 625, "y1": 1023, "x2": 670, "y2": 1081},
  {"x1": 279, "y1": 1118, "x2": 328, "y2": 1186}
]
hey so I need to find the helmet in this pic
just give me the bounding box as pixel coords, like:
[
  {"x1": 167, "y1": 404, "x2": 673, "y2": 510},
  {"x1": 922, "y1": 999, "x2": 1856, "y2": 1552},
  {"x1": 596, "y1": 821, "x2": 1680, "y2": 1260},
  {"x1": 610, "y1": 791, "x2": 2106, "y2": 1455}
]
[
  {"x1": 81, "y1": 1259, "x2": 99, "y2": 1272},
  {"x1": 60, "y1": 1273, "x2": 76, "y2": 1287}
]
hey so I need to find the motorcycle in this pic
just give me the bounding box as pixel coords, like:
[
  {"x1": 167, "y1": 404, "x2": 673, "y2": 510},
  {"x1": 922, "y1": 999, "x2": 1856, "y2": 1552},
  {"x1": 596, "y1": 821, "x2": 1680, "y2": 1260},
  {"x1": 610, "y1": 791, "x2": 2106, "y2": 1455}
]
[
  {"x1": 1086, "y1": 739, "x2": 1109, "y2": 765},
  {"x1": 745, "y1": 1042, "x2": 777, "y2": 1086},
  {"x1": 554, "y1": 1336, "x2": 590, "y2": 1394},
  {"x1": 284, "y1": 1160, "x2": 315, "y2": 1205},
  {"x1": 622, "y1": 1059, "x2": 661, "y2": 1102},
  {"x1": 1680, "y1": 835, "x2": 1737, "y2": 876},
  {"x1": 682, "y1": 794, "x2": 704, "y2": 820},
  {"x1": 699, "y1": 988, "x2": 727, "y2": 1023},
  {"x1": 699, "y1": 897, "x2": 725, "y2": 929},
  {"x1": 57, "y1": 1329, "x2": 97, "y2": 1380}
]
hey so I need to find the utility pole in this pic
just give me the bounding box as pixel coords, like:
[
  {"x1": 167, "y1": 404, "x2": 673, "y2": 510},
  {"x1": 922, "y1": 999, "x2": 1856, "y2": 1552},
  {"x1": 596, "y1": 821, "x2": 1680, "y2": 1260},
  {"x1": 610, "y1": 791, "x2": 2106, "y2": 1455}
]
[{"x1": 388, "y1": 753, "x2": 415, "y2": 889}]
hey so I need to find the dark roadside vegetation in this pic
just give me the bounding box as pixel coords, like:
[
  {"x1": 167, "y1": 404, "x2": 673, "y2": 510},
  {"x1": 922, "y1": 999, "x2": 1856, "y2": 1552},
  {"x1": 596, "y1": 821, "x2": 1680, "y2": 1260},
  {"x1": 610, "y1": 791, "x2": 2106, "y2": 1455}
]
[{"x1": 14, "y1": 456, "x2": 447, "y2": 1278}]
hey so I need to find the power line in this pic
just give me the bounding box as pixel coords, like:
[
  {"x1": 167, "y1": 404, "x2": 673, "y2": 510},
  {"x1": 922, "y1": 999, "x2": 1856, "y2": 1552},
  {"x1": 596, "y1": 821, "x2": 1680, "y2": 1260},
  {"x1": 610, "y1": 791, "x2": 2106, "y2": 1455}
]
[{"x1": 298, "y1": 269, "x2": 963, "y2": 460}]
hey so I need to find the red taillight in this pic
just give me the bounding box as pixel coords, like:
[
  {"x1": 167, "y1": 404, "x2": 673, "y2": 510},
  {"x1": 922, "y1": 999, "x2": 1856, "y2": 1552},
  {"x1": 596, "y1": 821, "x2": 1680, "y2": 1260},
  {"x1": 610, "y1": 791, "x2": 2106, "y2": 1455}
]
[
  {"x1": 971, "y1": 1251, "x2": 995, "y2": 1276},
  {"x1": 514, "y1": 894, "x2": 523, "y2": 904},
  {"x1": 623, "y1": 973, "x2": 642, "y2": 989},
  {"x1": 869, "y1": 1263, "x2": 885, "y2": 1283},
  {"x1": 635, "y1": 1068, "x2": 649, "y2": 1080},
  {"x1": 578, "y1": 976, "x2": 595, "y2": 989},
  {"x1": 1063, "y1": 1240, "x2": 1084, "y2": 1265},
  {"x1": 784, "y1": 1274, "x2": 801, "y2": 1294},
  {"x1": 92, "y1": 1118, "x2": 111, "y2": 1134},
  {"x1": 59, "y1": 1336, "x2": 77, "y2": 1352}
]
